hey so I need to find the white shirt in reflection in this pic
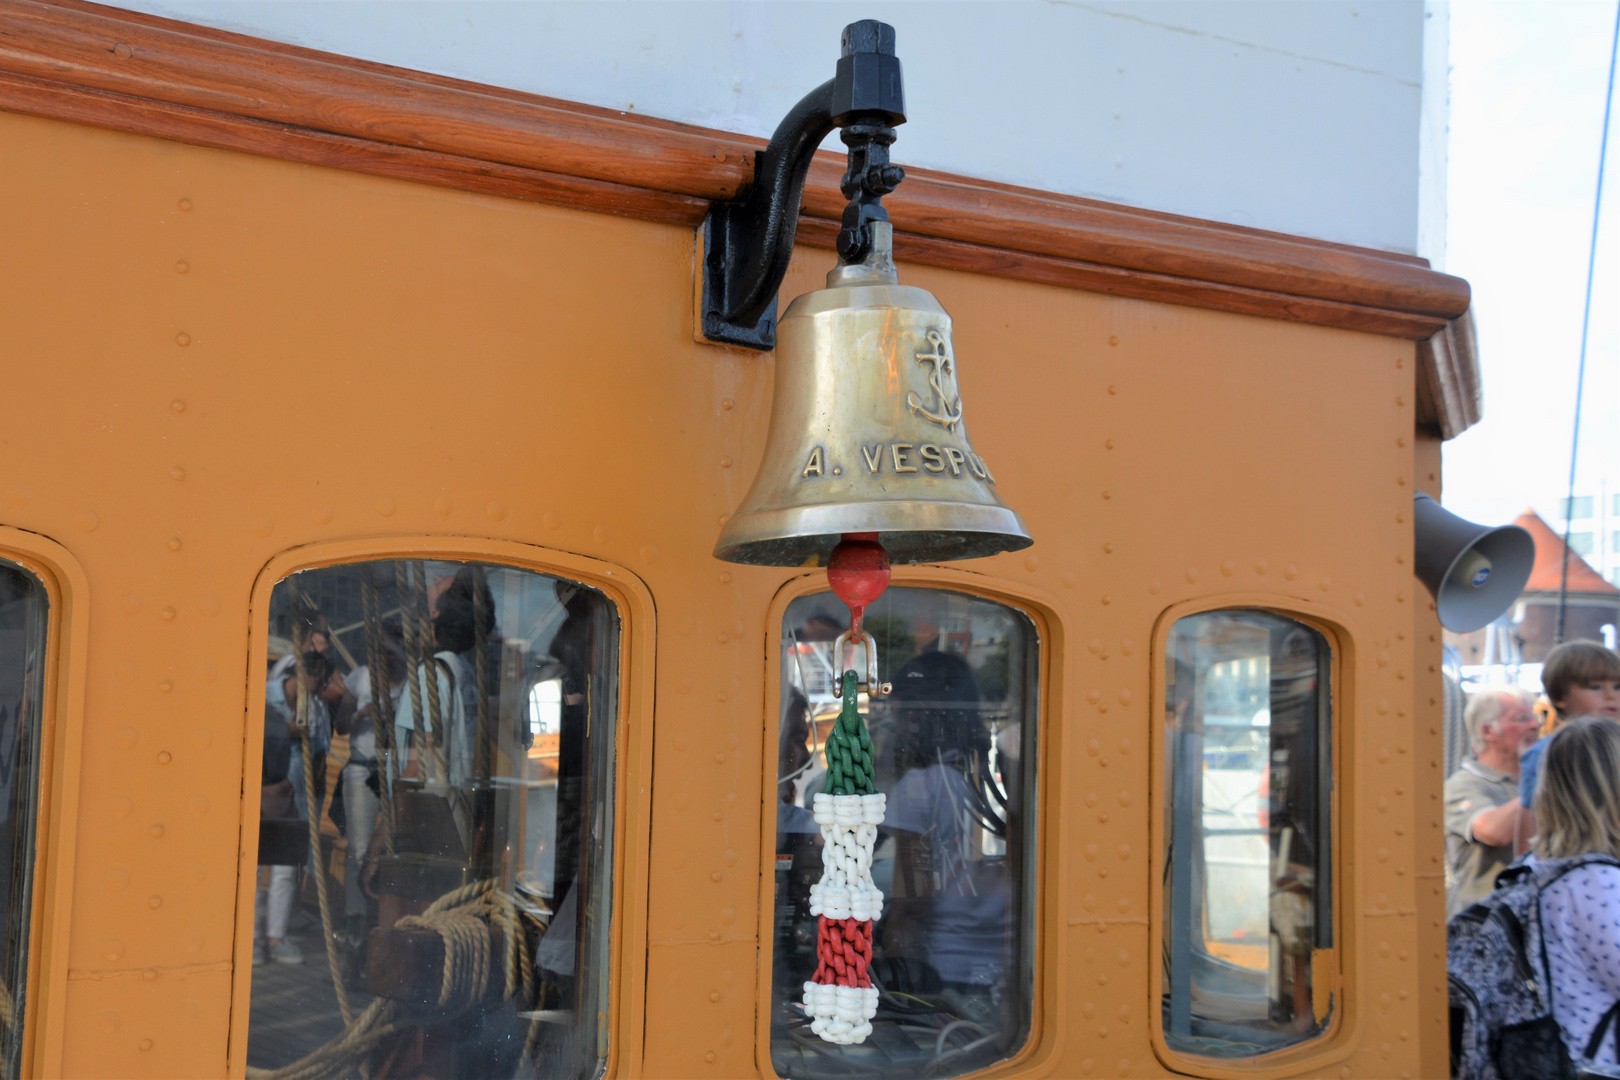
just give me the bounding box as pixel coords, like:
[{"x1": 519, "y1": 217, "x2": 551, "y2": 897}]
[
  {"x1": 883, "y1": 763, "x2": 1010, "y2": 986},
  {"x1": 392, "y1": 650, "x2": 477, "y2": 787}
]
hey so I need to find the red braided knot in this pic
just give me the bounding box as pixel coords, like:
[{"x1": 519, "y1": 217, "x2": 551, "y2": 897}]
[{"x1": 811, "y1": 916, "x2": 873, "y2": 988}]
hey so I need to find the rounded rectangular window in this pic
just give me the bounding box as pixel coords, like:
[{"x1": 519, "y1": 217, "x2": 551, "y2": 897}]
[
  {"x1": 1162, "y1": 610, "x2": 1334, "y2": 1059},
  {"x1": 0, "y1": 561, "x2": 46, "y2": 1079},
  {"x1": 771, "y1": 586, "x2": 1038, "y2": 1079},
  {"x1": 248, "y1": 559, "x2": 619, "y2": 1079}
]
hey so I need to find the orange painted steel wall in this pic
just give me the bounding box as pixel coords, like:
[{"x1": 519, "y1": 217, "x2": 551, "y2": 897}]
[{"x1": 0, "y1": 107, "x2": 1445, "y2": 1078}]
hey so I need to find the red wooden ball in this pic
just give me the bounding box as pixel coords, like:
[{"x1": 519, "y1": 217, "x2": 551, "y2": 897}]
[{"x1": 827, "y1": 533, "x2": 891, "y2": 612}]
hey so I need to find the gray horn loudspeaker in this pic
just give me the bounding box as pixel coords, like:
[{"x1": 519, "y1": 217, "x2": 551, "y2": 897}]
[{"x1": 1412, "y1": 493, "x2": 1535, "y2": 633}]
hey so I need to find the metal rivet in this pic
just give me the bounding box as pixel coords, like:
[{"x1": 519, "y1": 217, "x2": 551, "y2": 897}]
[
  {"x1": 716, "y1": 691, "x2": 727, "y2": 702},
  {"x1": 138, "y1": 1038, "x2": 153, "y2": 1052},
  {"x1": 1120, "y1": 638, "x2": 1134, "y2": 656},
  {"x1": 170, "y1": 466, "x2": 185, "y2": 482},
  {"x1": 1148, "y1": 579, "x2": 1161, "y2": 594},
  {"x1": 1220, "y1": 560, "x2": 1234, "y2": 576},
  {"x1": 1284, "y1": 564, "x2": 1298, "y2": 580},
  {"x1": 1061, "y1": 571, "x2": 1076, "y2": 588},
  {"x1": 709, "y1": 991, "x2": 720, "y2": 1002},
  {"x1": 1104, "y1": 438, "x2": 1115, "y2": 449},
  {"x1": 721, "y1": 399, "x2": 734, "y2": 411},
  {"x1": 710, "y1": 871, "x2": 722, "y2": 883},
  {"x1": 1254, "y1": 558, "x2": 1269, "y2": 574},
  {"x1": 149, "y1": 824, "x2": 164, "y2": 838},
  {"x1": 717, "y1": 632, "x2": 729, "y2": 644},
  {"x1": 148, "y1": 895, "x2": 162, "y2": 908},
  {"x1": 1185, "y1": 567, "x2": 1199, "y2": 583},
  {"x1": 160, "y1": 606, "x2": 175, "y2": 621},
  {"x1": 543, "y1": 511, "x2": 562, "y2": 530},
  {"x1": 74, "y1": 511, "x2": 99, "y2": 532},
  {"x1": 104, "y1": 940, "x2": 124, "y2": 962},
  {"x1": 157, "y1": 679, "x2": 172, "y2": 693},
  {"x1": 1024, "y1": 554, "x2": 1040, "y2": 572},
  {"x1": 156, "y1": 751, "x2": 171, "y2": 764},
  {"x1": 720, "y1": 457, "x2": 733, "y2": 468},
  {"x1": 435, "y1": 499, "x2": 453, "y2": 517},
  {"x1": 167, "y1": 537, "x2": 182, "y2": 551},
  {"x1": 1118, "y1": 689, "x2": 1132, "y2": 705},
  {"x1": 1101, "y1": 490, "x2": 1112, "y2": 500},
  {"x1": 486, "y1": 501, "x2": 508, "y2": 522},
  {"x1": 641, "y1": 545, "x2": 659, "y2": 563},
  {"x1": 718, "y1": 571, "x2": 732, "y2": 584},
  {"x1": 310, "y1": 504, "x2": 333, "y2": 525},
  {"x1": 705, "y1": 1051, "x2": 717, "y2": 1063},
  {"x1": 1107, "y1": 385, "x2": 1117, "y2": 395},
  {"x1": 1319, "y1": 576, "x2": 1331, "y2": 591},
  {"x1": 177, "y1": 198, "x2": 192, "y2": 211},
  {"x1": 714, "y1": 753, "x2": 726, "y2": 764},
  {"x1": 170, "y1": 399, "x2": 186, "y2": 413},
  {"x1": 1102, "y1": 542, "x2": 1114, "y2": 554},
  {"x1": 1086, "y1": 688, "x2": 1101, "y2": 703},
  {"x1": 175, "y1": 332, "x2": 190, "y2": 346},
  {"x1": 174, "y1": 260, "x2": 188, "y2": 274},
  {"x1": 1100, "y1": 594, "x2": 1111, "y2": 606},
  {"x1": 375, "y1": 498, "x2": 396, "y2": 517}
]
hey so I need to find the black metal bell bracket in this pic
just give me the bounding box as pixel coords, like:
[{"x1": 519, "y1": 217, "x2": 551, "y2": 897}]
[{"x1": 701, "y1": 19, "x2": 906, "y2": 350}]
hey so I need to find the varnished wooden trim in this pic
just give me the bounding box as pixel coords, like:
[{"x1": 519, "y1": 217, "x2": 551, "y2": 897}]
[
  {"x1": 1416, "y1": 310, "x2": 1482, "y2": 440},
  {"x1": 0, "y1": 0, "x2": 1481, "y2": 433}
]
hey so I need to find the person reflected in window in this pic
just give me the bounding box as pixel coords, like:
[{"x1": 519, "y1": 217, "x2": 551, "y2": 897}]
[
  {"x1": 879, "y1": 651, "x2": 1012, "y2": 1009},
  {"x1": 259, "y1": 601, "x2": 354, "y2": 965},
  {"x1": 334, "y1": 617, "x2": 404, "y2": 977}
]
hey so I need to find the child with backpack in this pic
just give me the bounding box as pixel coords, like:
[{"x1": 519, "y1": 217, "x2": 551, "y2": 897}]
[{"x1": 1449, "y1": 716, "x2": 1620, "y2": 1079}]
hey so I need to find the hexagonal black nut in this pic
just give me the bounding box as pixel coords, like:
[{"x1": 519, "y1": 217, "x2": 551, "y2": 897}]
[{"x1": 831, "y1": 21, "x2": 904, "y2": 125}]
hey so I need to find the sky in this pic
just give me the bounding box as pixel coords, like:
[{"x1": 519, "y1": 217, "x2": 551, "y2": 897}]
[{"x1": 1442, "y1": 0, "x2": 1620, "y2": 572}]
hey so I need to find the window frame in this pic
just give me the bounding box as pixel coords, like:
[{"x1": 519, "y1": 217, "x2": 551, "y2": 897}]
[
  {"x1": 1148, "y1": 595, "x2": 1354, "y2": 1079},
  {"x1": 0, "y1": 528, "x2": 91, "y2": 1080},
  {"x1": 231, "y1": 536, "x2": 656, "y2": 1080},
  {"x1": 755, "y1": 566, "x2": 1063, "y2": 1080}
]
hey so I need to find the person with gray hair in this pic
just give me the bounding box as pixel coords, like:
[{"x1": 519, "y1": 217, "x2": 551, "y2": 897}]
[{"x1": 1444, "y1": 686, "x2": 1539, "y2": 918}]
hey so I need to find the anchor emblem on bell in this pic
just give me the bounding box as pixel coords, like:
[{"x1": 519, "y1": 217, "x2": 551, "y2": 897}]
[{"x1": 907, "y1": 329, "x2": 963, "y2": 431}]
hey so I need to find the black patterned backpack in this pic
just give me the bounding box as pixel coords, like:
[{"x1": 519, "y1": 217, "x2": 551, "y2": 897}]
[{"x1": 1448, "y1": 853, "x2": 1620, "y2": 1080}]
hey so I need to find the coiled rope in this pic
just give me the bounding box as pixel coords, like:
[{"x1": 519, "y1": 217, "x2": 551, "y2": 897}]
[{"x1": 245, "y1": 879, "x2": 539, "y2": 1080}]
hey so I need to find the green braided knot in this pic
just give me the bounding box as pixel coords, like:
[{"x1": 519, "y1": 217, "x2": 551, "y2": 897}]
[{"x1": 823, "y1": 670, "x2": 876, "y2": 796}]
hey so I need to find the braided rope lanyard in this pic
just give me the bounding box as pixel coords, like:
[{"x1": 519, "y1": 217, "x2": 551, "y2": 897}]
[{"x1": 803, "y1": 535, "x2": 890, "y2": 1045}]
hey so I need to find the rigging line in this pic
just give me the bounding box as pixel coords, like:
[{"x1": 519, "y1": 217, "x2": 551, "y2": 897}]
[{"x1": 1558, "y1": 1, "x2": 1620, "y2": 643}]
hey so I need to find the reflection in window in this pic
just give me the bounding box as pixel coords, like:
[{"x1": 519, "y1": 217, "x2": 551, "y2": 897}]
[
  {"x1": 0, "y1": 563, "x2": 44, "y2": 1080},
  {"x1": 772, "y1": 587, "x2": 1038, "y2": 1079},
  {"x1": 249, "y1": 560, "x2": 618, "y2": 1080},
  {"x1": 1163, "y1": 611, "x2": 1333, "y2": 1058}
]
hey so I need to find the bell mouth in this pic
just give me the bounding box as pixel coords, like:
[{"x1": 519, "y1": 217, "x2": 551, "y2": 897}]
[{"x1": 713, "y1": 500, "x2": 1032, "y2": 566}]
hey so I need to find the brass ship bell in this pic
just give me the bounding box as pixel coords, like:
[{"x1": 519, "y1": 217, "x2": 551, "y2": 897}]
[
  {"x1": 705, "y1": 19, "x2": 1030, "y2": 567},
  {"x1": 713, "y1": 223, "x2": 1031, "y2": 566}
]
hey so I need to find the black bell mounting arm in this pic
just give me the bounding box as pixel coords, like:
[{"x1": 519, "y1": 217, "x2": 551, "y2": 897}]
[{"x1": 701, "y1": 19, "x2": 906, "y2": 350}]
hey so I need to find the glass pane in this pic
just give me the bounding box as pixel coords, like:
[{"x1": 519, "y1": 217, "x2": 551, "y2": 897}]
[
  {"x1": 771, "y1": 586, "x2": 1038, "y2": 1079},
  {"x1": 0, "y1": 563, "x2": 45, "y2": 1079},
  {"x1": 249, "y1": 559, "x2": 618, "y2": 1080},
  {"x1": 1162, "y1": 610, "x2": 1332, "y2": 1058}
]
